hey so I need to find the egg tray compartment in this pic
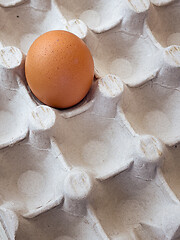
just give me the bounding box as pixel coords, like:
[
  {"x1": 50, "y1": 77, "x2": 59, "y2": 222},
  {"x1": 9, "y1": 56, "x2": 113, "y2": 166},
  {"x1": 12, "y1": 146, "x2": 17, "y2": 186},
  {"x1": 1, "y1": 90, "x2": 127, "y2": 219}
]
[{"x1": 0, "y1": 0, "x2": 180, "y2": 239}]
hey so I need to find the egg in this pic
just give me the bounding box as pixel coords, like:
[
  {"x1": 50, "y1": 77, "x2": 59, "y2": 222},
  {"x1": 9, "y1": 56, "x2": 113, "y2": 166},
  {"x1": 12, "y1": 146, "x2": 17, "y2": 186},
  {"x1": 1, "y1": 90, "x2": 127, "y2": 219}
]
[{"x1": 25, "y1": 30, "x2": 94, "y2": 108}]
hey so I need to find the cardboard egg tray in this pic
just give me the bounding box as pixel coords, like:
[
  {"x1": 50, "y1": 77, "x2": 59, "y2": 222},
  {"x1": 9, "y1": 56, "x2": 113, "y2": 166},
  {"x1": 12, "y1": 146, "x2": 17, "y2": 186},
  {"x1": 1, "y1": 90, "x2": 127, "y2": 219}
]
[{"x1": 0, "y1": 0, "x2": 180, "y2": 239}]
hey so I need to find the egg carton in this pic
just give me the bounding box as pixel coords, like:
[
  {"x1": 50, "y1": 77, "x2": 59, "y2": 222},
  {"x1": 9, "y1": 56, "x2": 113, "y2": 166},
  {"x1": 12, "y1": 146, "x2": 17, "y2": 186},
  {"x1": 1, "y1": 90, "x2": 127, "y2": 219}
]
[{"x1": 0, "y1": 0, "x2": 180, "y2": 239}]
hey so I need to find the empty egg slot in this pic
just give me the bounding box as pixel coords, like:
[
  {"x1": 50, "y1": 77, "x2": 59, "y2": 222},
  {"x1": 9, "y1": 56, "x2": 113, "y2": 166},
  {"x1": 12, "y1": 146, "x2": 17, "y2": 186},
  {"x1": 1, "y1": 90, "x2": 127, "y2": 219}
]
[
  {"x1": 53, "y1": 111, "x2": 136, "y2": 180},
  {"x1": 121, "y1": 77, "x2": 180, "y2": 145},
  {"x1": 86, "y1": 28, "x2": 162, "y2": 87},
  {"x1": 56, "y1": 0, "x2": 124, "y2": 33},
  {"x1": 89, "y1": 170, "x2": 180, "y2": 239},
  {"x1": 0, "y1": 141, "x2": 67, "y2": 218},
  {"x1": 146, "y1": 2, "x2": 180, "y2": 48}
]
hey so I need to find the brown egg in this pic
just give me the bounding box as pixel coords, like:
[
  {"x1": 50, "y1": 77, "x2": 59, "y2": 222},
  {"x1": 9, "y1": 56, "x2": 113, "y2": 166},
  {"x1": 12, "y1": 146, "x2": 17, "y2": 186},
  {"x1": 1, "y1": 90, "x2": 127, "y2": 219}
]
[{"x1": 25, "y1": 30, "x2": 94, "y2": 108}]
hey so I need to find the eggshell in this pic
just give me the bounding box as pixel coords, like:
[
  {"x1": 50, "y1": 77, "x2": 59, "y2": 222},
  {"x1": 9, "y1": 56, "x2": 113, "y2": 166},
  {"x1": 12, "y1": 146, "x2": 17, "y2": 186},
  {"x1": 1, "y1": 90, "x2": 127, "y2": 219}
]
[{"x1": 25, "y1": 30, "x2": 94, "y2": 108}]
